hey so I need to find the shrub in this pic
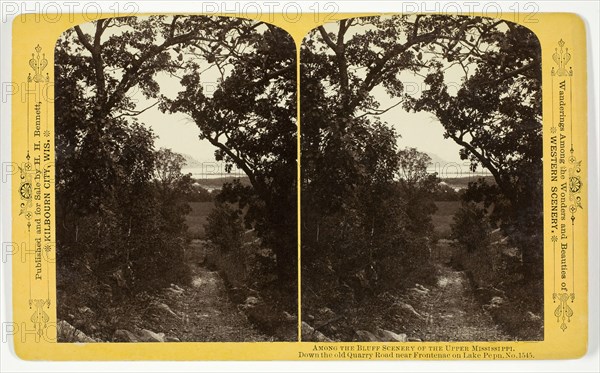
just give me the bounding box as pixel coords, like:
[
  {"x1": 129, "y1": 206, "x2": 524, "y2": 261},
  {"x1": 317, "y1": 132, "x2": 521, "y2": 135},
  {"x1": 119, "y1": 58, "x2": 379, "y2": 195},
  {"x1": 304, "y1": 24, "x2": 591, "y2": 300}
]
[
  {"x1": 450, "y1": 202, "x2": 492, "y2": 253},
  {"x1": 205, "y1": 203, "x2": 245, "y2": 252}
]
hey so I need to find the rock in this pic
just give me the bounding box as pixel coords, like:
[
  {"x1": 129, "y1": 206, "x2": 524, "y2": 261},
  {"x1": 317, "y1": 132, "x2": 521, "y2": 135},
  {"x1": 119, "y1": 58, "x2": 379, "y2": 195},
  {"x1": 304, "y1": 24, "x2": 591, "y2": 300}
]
[
  {"x1": 165, "y1": 286, "x2": 184, "y2": 296},
  {"x1": 317, "y1": 307, "x2": 336, "y2": 319},
  {"x1": 150, "y1": 301, "x2": 179, "y2": 318},
  {"x1": 409, "y1": 287, "x2": 429, "y2": 296},
  {"x1": 415, "y1": 284, "x2": 430, "y2": 293},
  {"x1": 138, "y1": 329, "x2": 165, "y2": 342},
  {"x1": 244, "y1": 303, "x2": 284, "y2": 334},
  {"x1": 301, "y1": 322, "x2": 332, "y2": 342},
  {"x1": 247, "y1": 288, "x2": 260, "y2": 298},
  {"x1": 407, "y1": 337, "x2": 422, "y2": 342},
  {"x1": 306, "y1": 314, "x2": 315, "y2": 322},
  {"x1": 375, "y1": 328, "x2": 408, "y2": 342},
  {"x1": 501, "y1": 247, "x2": 520, "y2": 258},
  {"x1": 243, "y1": 296, "x2": 260, "y2": 309},
  {"x1": 57, "y1": 320, "x2": 96, "y2": 343},
  {"x1": 475, "y1": 286, "x2": 505, "y2": 302},
  {"x1": 483, "y1": 296, "x2": 505, "y2": 311},
  {"x1": 283, "y1": 311, "x2": 297, "y2": 322},
  {"x1": 170, "y1": 284, "x2": 184, "y2": 292},
  {"x1": 527, "y1": 311, "x2": 542, "y2": 322},
  {"x1": 78, "y1": 306, "x2": 95, "y2": 316},
  {"x1": 113, "y1": 329, "x2": 139, "y2": 342},
  {"x1": 164, "y1": 288, "x2": 181, "y2": 296},
  {"x1": 389, "y1": 301, "x2": 424, "y2": 320},
  {"x1": 355, "y1": 330, "x2": 379, "y2": 342},
  {"x1": 490, "y1": 296, "x2": 504, "y2": 306},
  {"x1": 165, "y1": 336, "x2": 181, "y2": 342}
]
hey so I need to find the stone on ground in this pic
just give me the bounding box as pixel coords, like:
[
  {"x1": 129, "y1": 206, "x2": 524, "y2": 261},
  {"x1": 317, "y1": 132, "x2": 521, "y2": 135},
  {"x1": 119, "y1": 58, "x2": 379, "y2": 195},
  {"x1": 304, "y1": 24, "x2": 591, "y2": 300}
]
[
  {"x1": 355, "y1": 330, "x2": 379, "y2": 342},
  {"x1": 57, "y1": 320, "x2": 96, "y2": 343},
  {"x1": 138, "y1": 329, "x2": 166, "y2": 342},
  {"x1": 376, "y1": 328, "x2": 408, "y2": 342},
  {"x1": 113, "y1": 329, "x2": 139, "y2": 342},
  {"x1": 301, "y1": 321, "x2": 332, "y2": 342}
]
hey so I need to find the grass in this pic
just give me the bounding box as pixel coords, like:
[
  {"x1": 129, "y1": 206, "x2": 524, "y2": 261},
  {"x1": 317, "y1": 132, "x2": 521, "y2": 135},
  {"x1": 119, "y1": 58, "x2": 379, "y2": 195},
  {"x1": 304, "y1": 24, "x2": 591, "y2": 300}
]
[
  {"x1": 431, "y1": 200, "x2": 461, "y2": 236},
  {"x1": 185, "y1": 201, "x2": 215, "y2": 239},
  {"x1": 442, "y1": 175, "x2": 495, "y2": 190}
]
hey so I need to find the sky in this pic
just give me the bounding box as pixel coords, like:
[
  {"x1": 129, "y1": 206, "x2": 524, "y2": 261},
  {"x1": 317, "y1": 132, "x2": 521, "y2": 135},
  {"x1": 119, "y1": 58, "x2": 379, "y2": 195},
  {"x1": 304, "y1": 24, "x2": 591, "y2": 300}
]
[
  {"x1": 132, "y1": 70, "x2": 478, "y2": 180},
  {"x1": 134, "y1": 73, "x2": 467, "y2": 164},
  {"x1": 78, "y1": 16, "x2": 482, "y2": 179},
  {"x1": 133, "y1": 78, "x2": 475, "y2": 178}
]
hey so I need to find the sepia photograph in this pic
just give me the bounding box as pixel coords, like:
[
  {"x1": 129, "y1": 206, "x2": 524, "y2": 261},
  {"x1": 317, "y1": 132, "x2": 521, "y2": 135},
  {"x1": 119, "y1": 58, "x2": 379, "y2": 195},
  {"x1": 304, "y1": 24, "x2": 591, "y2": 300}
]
[
  {"x1": 54, "y1": 15, "x2": 298, "y2": 342},
  {"x1": 300, "y1": 15, "x2": 543, "y2": 342}
]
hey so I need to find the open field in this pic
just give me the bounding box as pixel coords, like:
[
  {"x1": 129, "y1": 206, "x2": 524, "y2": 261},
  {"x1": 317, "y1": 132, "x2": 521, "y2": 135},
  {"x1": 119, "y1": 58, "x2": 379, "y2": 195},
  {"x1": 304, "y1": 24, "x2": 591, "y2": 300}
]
[{"x1": 193, "y1": 176, "x2": 251, "y2": 190}]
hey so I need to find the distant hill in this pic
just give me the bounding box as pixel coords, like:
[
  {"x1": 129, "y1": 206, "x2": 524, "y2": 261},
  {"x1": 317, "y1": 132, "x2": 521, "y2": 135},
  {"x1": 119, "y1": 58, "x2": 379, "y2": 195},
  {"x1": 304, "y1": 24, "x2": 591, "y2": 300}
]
[
  {"x1": 426, "y1": 152, "x2": 451, "y2": 167},
  {"x1": 180, "y1": 153, "x2": 203, "y2": 168}
]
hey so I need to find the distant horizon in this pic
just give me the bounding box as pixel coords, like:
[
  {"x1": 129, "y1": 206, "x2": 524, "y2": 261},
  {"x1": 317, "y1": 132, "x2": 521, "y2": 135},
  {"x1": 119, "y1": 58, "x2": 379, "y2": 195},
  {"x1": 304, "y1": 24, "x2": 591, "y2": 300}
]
[{"x1": 179, "y1": 151, "x2": 492, "y2": 181}]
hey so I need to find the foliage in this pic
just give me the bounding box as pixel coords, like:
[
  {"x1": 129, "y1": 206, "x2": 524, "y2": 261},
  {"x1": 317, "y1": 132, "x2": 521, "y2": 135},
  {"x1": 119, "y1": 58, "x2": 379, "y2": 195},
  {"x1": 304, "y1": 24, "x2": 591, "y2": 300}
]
[
  {"x1": 301, "y1": 15, "x2": 542, "y2": 330},
  {"x1": 56, "y1": 18, "x2": 299, "y2": 339},
  {"x1": 450, "y1": 202, "x2": 492, "y2": 253},
  {"x1": 431, "y1": 183, "x2": 461, "y2": 201},
  {"x1": 161, "y1": 21, "x2": 298, "y2": 288},
  {"x1": 187, "y1": 185, "x2": 214, "y2": 202},
  {"x1": 205, "y1": 203, "x2": 245, "y2": 253},
  {"x1": 396, "y1": 147, "x2": 439, "y2": 237},
  {"x1": 55, "y1": 17, "x2": 242, "y2": 293},
  {"x1": 405, "y1": 21, "x2": 543, "y2": 279}
]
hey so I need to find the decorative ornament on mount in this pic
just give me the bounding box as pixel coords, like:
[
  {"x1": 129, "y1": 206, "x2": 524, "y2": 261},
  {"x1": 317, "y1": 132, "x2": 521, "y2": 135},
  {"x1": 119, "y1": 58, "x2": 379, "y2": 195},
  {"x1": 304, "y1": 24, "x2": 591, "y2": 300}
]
[
  {"x1": 28, "y1": 44, "x2": 49, "y2": 83},
  {"x1": 569, "y1": 155, "x2": 583, "y2": 220},
  {"x1": 551, "y1": 39, "x2": 573, "y2": 77},
  {"x1": 30, "y1": 299, "x2": 51, "y2": 336},
  {"x1": 553, "y1": 293, "x2": 575, "y2": 332},
  {"x1": 19, "y1": 163, "x2": 33, "y2": 219}
]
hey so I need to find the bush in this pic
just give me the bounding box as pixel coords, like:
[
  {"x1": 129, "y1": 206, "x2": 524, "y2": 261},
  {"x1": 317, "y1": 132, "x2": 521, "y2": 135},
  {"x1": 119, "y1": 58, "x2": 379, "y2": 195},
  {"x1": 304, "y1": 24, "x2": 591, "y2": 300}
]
[
  {"x1": 205, "y1": 203, "x2": 245, "y2": 252},
  {"x1": 450, "y1": 202, "x2": 492, "y2": 253},
  {"x1": 187, "y1": 184, "x2": 213, "y2": 202}
]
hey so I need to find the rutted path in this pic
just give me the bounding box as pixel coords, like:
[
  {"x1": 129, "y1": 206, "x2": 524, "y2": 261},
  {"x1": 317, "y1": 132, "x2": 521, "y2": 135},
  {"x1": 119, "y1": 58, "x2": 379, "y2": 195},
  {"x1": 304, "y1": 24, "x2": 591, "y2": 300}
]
[
  {"x1": 57, "y1": 240, "x2": 269, "y2": 343},
  {"x1": 418, "y1": 265, "x2": 510, "y2": 341},
  {"x1": 163, "y1": 240, "x2": 268, "y2": 342}
]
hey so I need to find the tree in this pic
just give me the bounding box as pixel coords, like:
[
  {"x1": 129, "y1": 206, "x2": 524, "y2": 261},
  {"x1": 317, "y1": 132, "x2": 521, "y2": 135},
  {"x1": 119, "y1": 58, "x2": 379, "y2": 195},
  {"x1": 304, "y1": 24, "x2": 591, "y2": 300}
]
[
  {"x1": 405, "y1": 23, "x2": 543, "y2": 279},
  {"x1": 205, "y1": 203, "x2": 245, "y2": 253},
  {"x1": 55, "y1": 16, "x2": 255, "y2": 291},
  {"x1": 301, "y1": 16, "x2": 542, "y2": 310},
  {"x1": 56, "y1": 16, "x2": 238, "y2": 224},
  {"x1": 153, "y1": 148, "x2": 188, "y2": 187},
  {"x1": 162, "y1": 22, "x2": 298, "y2": 287},
  {"x1": 396, "y1": 147, "x2": 439, "y2": 238},
  {"x1": 397, "y1": 147, "x2": 433, "y2": 186},
  {"x1": 301, "y1": 15, "x2": 503, "y2": 225},
  {"x1": 152, "y1": 148, "x2": 193, "y2": 237},
  {"x1": 451, "y1": 202, "x2": 492, "y2": 253}
]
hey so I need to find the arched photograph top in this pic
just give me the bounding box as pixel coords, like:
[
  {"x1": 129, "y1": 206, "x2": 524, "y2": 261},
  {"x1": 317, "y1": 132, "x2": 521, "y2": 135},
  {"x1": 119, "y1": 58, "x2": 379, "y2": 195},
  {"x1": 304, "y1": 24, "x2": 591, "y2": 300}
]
[
  {"x1": 300, "y1": 15, "x2": 543, "y2": 342},
  {"x1": 54, "y1": 16, "x2": 298, "y2": 343}
]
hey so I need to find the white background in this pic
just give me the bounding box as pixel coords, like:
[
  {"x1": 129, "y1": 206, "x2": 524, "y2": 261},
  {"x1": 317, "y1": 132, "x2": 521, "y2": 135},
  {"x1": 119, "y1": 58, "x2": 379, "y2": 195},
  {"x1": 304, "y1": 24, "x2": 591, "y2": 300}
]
[{"x1": 1, "y1": 1, "x2": 598, "y2": 372}]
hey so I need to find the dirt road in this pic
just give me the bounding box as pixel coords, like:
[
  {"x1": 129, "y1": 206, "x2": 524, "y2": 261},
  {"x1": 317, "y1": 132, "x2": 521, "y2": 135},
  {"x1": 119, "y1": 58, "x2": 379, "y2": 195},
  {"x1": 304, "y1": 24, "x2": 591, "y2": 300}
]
[
  {"x1": 419, "y1": 265, "x2": 510, "y2": 341},
  {"x1": 155, "y1": 240, "x2": 268, "y2": 342}
]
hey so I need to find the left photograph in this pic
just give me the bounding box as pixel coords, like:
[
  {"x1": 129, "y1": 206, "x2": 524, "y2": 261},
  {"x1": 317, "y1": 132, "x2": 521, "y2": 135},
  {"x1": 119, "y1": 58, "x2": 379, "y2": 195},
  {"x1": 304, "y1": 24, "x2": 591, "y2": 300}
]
[{"x1": 54, "y1": 16, "x2": 298, "y2": 342}]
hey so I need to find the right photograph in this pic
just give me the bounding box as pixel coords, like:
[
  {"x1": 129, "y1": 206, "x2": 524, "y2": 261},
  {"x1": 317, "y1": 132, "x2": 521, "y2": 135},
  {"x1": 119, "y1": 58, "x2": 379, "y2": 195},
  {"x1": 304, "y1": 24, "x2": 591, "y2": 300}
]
[{"x1": 300, "y1": 15, "x2": 543, "y2": 342}]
